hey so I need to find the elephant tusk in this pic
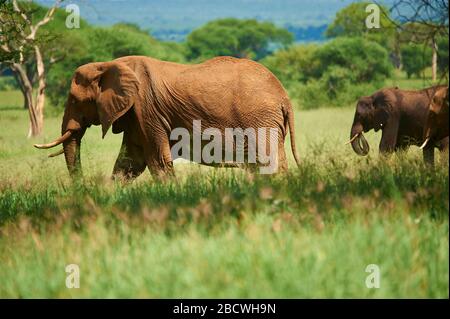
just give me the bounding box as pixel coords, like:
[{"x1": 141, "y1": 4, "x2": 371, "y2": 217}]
[
  {"x1": 48, "y1": 149, "x2": 64, "y2": 158},
  {"x1": 419, "y1": 137, "x2": 430, "y2": 149},
  {"x1": 345, "y1": 133, "x2": 360, "y2": 145},
  {"x1": 34, "y1": 131, "x2": 72, "y2": 149}
]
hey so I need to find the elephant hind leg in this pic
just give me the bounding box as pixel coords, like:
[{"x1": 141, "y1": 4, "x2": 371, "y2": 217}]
[
  {"x1": 145, "y1": 140, "x2": 175, "y2": 179},
  {"x1": 437, "y1": 136, "x2": 449, "y2": 152},
  {"x1": 113, "y1": 137, "x2": 146, "y2": 181},
  {"x1": 436, "y1": 136, "x2": 449, "y2": 164},
  {"x1": 422, "y1": 144, "x2": 435, "y2": 166},
  {"x1": 275, "y1": 144, "x2": 288, "y2": 173},
  {"x1": 251, "y1": 143, "x2": 287, "y2": 174}
]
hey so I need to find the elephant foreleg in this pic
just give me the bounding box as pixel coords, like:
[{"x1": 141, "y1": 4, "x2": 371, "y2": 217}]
[
  {"x1": 436, "y1": 136, "x2": 449, "y2": 164},
  {"x1": 112, "y1": 136, "x2": 146, "y2": 180},
  {"x1": 437, "y1": 136, "x2": 449, "y2": 152},
  {"x1": 379, "y1": 117, "x2": 400, "y2": 155},
  {"x1": 144, "y1": 138, "x2": 174, "y2": 179},
  {"x1": 422, "y1": 144, "x2": 435, "y2": 166}
]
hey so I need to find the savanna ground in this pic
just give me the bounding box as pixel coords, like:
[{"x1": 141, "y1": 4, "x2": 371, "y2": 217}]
[{"x1": 0, "y1": 74, "x2": 448, "y2": 298}]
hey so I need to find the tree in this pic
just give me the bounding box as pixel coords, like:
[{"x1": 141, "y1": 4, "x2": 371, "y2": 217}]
[
  {"x1": 261, "y1": 44, "x2": 318, "y2": 85},
  {"x1": 186, "y1": 18, "x2": 293, "y2": 61},
  {"x1": 315, "y1": 37, "x2": 392, "y2": 83},
  {"x1": 262, "y1": 37, "x2": 393, "y2": 109},
  {"x1": 325, "y1": 2, "x2": 396, "y2": 49},
  {"x1": 0, "y1": 0, "x2": 25, "y2": 62},
  {"x1": 398, "y1": 22, "x2": 442, "y2": 78},
  {"x1": 0, "y1": 0, "x2": 62, "y2": 137},
  {"x1": 436, "y1": 36, "x2": 449, "y2": 76},
  {"x1": 385, "y1": 0, "x2": 449, "y2": 81},
  {"x1": 400, "y1": 43, "x2": 432, "y2": 78}
]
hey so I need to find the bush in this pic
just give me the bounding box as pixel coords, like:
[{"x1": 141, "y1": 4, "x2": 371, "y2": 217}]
[
  {"x1": 186, "y1": 18, "x2": 293, "y2": 61},
  {"x1": 325, "y1": 2, "x2": 396, "y2": 51},
  {"x1": 0, "y1": 76, "x2": 19, "y2": 91},
  {"x1": 314, "y1": 37, "x2": 392, "y2": 83},
  {"x1": 263, "y1": 37, "x2": 392, "y2": 109},
  {"x1": 289, "y1": 80, "x2": 327, "y2": 110},
  {"x1": 400, "y1": 43, "x2": 432, "y2": 78},
  {"x1": 291, "y1": 80, "x2": 380, "y2": 110},
  {"x1": 261, "y1": 44, "x2": 319, "y2": 84}
]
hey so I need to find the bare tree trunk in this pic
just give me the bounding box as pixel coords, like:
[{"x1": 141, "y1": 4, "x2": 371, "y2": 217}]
[
  {"x1": 13, "y1": 71, "x2": 29, "y2": 109},
  {"x1": 0, "y1": 0, "x2": 62, "y2": 137},
  {"x1": 11, "y1": 46, "x2": 47, "y2": 137},
  {"x1": 11, "y1": 62, "x2": 33, "y2": 108},
  {"x1": 432, "y1": 37, "x2": 438, "y2": 82},
  {"x1": 28, "y1": 98, "x2": 43, "y2": 137},
  {"x1": 32, "y1": 45, "x2": 46, "y2": 137}
]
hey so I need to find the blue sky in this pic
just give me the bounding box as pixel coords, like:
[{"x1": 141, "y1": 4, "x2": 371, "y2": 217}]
[{"x1": 37, "y1": 0, "x2": 358, "y2": 29}]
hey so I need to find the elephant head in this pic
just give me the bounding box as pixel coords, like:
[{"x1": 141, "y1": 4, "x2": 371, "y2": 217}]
[
  {"x1": 348, "y1": 89, "x2": 394, "y2": 156},
  {"x1": 34, "y1": 61, "x2": 140, "y2": 176},
  {"x1": 420, "y1": 86, "x2": 449, "y2": 149}
]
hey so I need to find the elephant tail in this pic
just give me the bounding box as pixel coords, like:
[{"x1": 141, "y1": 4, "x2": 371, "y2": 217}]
[{"x1": 284, "y1": 100, "x2": 300, "y2": 167}]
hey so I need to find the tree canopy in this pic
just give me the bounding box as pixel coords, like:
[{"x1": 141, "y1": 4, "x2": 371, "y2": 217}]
[
  {"x1": 325, "y1": 2, "x2": 396, "y2": 49},
  {"x1": 186, "y1": 18, "x2": 293, "y2": 61},
  {"x1": 400, "y1": 43, "x2": 432, "y2": 78},
  {"x1": 262, "y1": 37, "x2": 393, "y2": 109}
]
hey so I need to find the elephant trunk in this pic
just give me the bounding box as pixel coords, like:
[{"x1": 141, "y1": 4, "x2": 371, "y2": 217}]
[
  {"x1": 34, "y1": 98, "x2": 87, "y2": 178},
  {"x1": 63, "y1": 130, "x2": 84, "y2": 177},
  {"x1": 350, "y1": 122, "x2": 370, "y2": 156},
  {"x1": 61, "y1": 104, "x2": 85, "y2": 178}
]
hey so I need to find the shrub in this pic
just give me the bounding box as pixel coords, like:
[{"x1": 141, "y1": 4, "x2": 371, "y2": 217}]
[
  {"x1": 186, "y1": 18, "x2": 293, "y2": 61},
  {"x1": 261, "y1": 44, "x2": 319, "y2": 84},
  {"x1": 400, "y1": 43, "x2": 432, "y2": 78},
  {"x1": 314, "y1": 37, "x2": 392, "y2": 83},
  {"x1": 0, "y1": 76, "x2": 19, "y2": 91},
  {"x1": 263, "y1": 37, "x2": 392, "y2": 109}
]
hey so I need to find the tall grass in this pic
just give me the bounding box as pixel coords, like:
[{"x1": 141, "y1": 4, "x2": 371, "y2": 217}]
[{"x1": 0, "y1": 88, "x2": 448, "y2": 298}]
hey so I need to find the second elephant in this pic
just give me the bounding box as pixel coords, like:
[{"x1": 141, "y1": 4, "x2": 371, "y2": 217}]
[
  {"x1": 420, "y1": 86, "x2": 449, "y2": 154},
  {"x1": 349, "y1": 85, "x2": 449, "y2": 164}
]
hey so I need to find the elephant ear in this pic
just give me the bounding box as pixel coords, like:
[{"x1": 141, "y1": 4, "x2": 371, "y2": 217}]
[
  {"x1": 96, "y1": 62, "x2": 140, "y2": 138},
  {"x1": 430, "y1": 87, "x2": 449, "y2": 114},
  {"x1": 372, "y1": 90, "x2": 395, "y2": 109},
  {"x1": 372, "y1": 90, "x2": 396, "y2": 125}
]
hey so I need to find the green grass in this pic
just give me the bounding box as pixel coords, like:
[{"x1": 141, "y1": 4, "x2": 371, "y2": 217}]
[
  {"x1": 0, "y1": 84, "x2": 448, "y2": 298},
  {"x1": 387, "y1": 68, "x2": 440, "y2": 90}
]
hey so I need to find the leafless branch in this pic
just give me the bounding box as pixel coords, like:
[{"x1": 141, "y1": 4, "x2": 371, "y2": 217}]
[
  {"x1": 1, "y1": 0, "x2": 63, "y2": 64},
  {"x1": 26, "y1": 0, "x2": 62, "y2": 41},
  {"x1": 376, "y1": 0, "x2": 449, "y2": 39}
]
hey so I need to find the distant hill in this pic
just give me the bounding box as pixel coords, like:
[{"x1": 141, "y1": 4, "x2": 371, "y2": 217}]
[{"x1": 37, "y1": 0, "x2": 356, "y2": 42}]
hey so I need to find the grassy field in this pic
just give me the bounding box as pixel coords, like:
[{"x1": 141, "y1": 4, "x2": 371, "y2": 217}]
[{"x1": 0, "y1": 81, "x2": 448, "y2": 297}]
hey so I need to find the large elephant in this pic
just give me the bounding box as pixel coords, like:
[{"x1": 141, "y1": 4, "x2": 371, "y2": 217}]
[
  {"x1": 34, "y1": 56, "x2": 300, "y2": 179},
  {"x1": 420, "y1": 86, "x2": 449, "y2": 154},
  {"x1": 348, "y1": 85, "x2": 449, "y2": 164}
]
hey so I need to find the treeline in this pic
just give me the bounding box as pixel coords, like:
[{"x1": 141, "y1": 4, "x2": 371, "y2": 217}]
[
  {"x1": 264, "y1": 2, "x2": 449, "y2": 109},
  {"x1": 1, "y1": 1, "x2": 448, "y2": 112}
]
